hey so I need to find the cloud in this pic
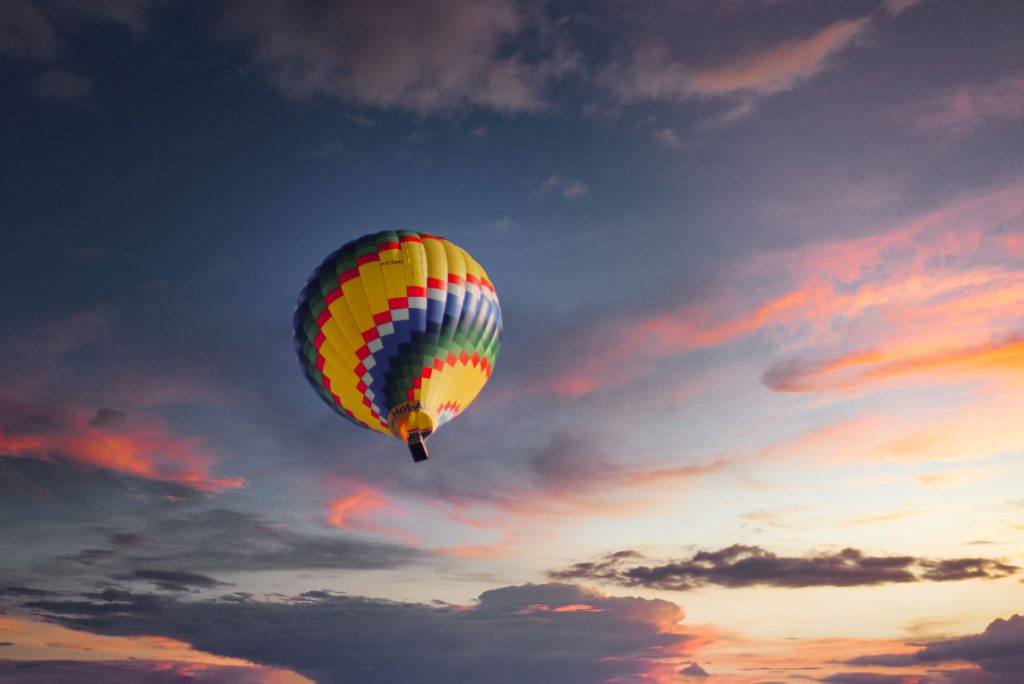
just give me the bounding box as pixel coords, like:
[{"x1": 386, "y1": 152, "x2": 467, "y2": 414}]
[
  {"x1": 30, "y1": 68, "x2": 95, "y2": 106},
  {"x1": 761, "y1": 335, "x2": 1024, "y2": 393},
  {"x1": 0, "y1": 0, "x2": 59, "y2": 60},
  {"x1": 0, "y1": 459, "x2": 422, "y2": 597},
  {"x1": 916, "y1": 614, "x2": 1024, "y2": 674},
  {"x1": 0, "y1": 586, "x2": 57, "y2": 597},
  {"x1": 690, "y1": 18, "x2": 869, "y2": 96},
  {"x1": 0, "y1": 397, "x2": 244, "y2": 492},
  {"x1": 519, "y1": 174, "x2": 1024, "y2": 401},
  {"x1": 845, "y1": 613, "x2": 1024, "y2": 682},
  {"x1": 902, "y1": 75, "x2": 1024, "y2": 137},
  {"x1": 535, "y1": 175, "x2": 589, "y2": 200},
  {"x1": 883, "y1": 0, "x2": 928, "y2": 17},
  {"x1": 0, "y1": 660, "x2": 309, "y2": 684},
  {"x1": 843, "y1": 652, "x2": 918, "y2": 667},
  {"x1": 561, "y1": 179, "x2": 589, "y2": 200},
  {"x1": 0, "y1": 303, "x2": 239, "y2": 419},
  {"x1": 0, "y1": 465, "x2": 52, "y2": 499},
  {"x1": 218, "y1": 0, "x2": 576, "y2": 115},
  {"x1": 0, "y1": 0, "x2": 153, "y2": 62},
  {"x1": 918, "y1": 558, "x2": 1020, "y2": 582},
  {"x1": 0, "y1": 613, "x2": 310, "y2": 680},
  {"x1": 822, "y1": 674, "x2": 915, "y2": 684},
  {"x1": 322, "y1": 482, "x2": 414, "y2": 542},
  {"x1": 21, "y1": 583, "x2": 698, "y2": 683},
  {"x1": 653, "y1": 127, "x2": 683, "y2": 150},
  {"x1": 88, "y1": 408, "x2": 126, "y2": 429},
  {"x1": 679, "y1": 661, "x2": 709, "y2": 676},
  {"x1": 109, "y1": 532, "x2": 149, "y2": 547},
  {"x1": 298, "y1": 138, "x2": 348, "y2": 159},
  {"x1": 602, "y1": 16, "x2": 870, "y2": 102},
  {"x1": 324, "y1": 486, "x2": 389, "y2": 529},
  {"x1": 114, "y1": 569, "x2": 230, "y2": 592},
  {"x1": 73, "y1": 507, "x2": 423, "y2": 575},
  {"x1": 402, "y1": 431, "x2": 727, "y2": 558},
  {"x1": 549, "y1": 545, "x2": 1017, "y2": 590}
]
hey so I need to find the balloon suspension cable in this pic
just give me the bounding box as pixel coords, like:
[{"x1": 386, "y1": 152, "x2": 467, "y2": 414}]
[{"x1": 407, "y1": 430, "x2": 431, "y2": 463}]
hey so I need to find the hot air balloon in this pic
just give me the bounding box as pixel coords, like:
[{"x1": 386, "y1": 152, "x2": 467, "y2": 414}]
[{"x1": 293, "y1": 231, "x2": 501, "y2": 462}]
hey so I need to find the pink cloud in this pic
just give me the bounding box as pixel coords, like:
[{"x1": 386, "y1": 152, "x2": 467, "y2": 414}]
[
  {"x1": 518, "y1": 175, "x2": 1024, "y2": 401},
  {"x1": 688, "y1": 18, "x2": 869, "y2": 96},
  {"x1": 426, "y1": 453, "x2": 729, "y2": 558},
  {"x1": 603, "y1": 16, "x2": 870, "y2": 102},
  {"x1": 904, "y1": 75, "x2": 1024, "y2": 136},
  {"x1": 883, "y1": 0, "x2": 929, "y2": 16}
]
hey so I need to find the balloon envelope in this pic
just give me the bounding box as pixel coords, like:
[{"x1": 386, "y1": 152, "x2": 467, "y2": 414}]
[{"x1": 293, "y1": 231, "x2": 501, "y2": 461}]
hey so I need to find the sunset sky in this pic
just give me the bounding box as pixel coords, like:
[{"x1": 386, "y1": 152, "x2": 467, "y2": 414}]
[{"x1": 1, "y1": 0, "x2": 1023, "y2": 682}]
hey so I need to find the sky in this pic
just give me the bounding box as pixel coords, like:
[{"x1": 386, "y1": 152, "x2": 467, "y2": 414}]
[{"x1": 0, "y1": 0, "x2": 1023, "y2": 682}]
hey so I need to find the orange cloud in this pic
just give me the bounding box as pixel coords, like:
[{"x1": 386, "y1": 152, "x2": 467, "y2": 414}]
[
  {"x1": 321, "y1": 481, "x2": 423, "y2": 546},
  {"x1": 324, "y1": 485, "x2": 389, "y2": 528},
  {"x1": 553, "y1": 603, "x2": 602, "y2": 612},
  {"x1": 915, "y1": 467, "x2": 995, "y2": 491},
  {"x1": 0, "y1": 616, "x2": 306, "y2": 680},
  {"x1": 0, "y1": 401, "x2": 243, "y2": 492},
  {"x1": 839, "y1": 507, "x2": 934, "y2": 528},
  {"x1": 763, "y1": 335, "x2": 1024, "y2": 392},
  {"x1": 514, "y1": 602, "x2": 603, "y2": 614},
  {"x1": 723, "y1": 382, "x2": 1024, "y2": 469}
]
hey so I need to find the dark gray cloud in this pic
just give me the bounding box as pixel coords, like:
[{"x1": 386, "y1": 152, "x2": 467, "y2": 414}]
[
  {"x1": 88, "y1": 408, "x2": 126, "y2": 429},
  {"x1": 117, "y1": 507, "x2": 422, "y2": 573},
  {"x1": 822, "y1": 674, "x2": 915, "y2": 684},
  {"x1": 549, "y1": 545, "x2": 1018, "y2": 590},
  {"x1": 0, "y1": 659, "x2": 290, "y2": 684},
  {"x1": 842, "y1": 653, "x2": 918, "y2": 667},
  {"x1": 919, "y1": 558, "x2": 1019, "y2": 582},
  {"x1": 0, "y1": 458, "x2": 421, "y2": 595},
  {"x1": 0, "y1": 0, "x2": 153, "y2": 61},
  {"x1": 22, "y1": 583, "x2": 694, "y2": 684},
  {"x1": 108, "y1": 532, "x2": 149, "y2": 547},
  {"x1": 680, "y1": 661, "x2": 709, "y2": 676},
  {"x1": 0, "y1": 468, "x2": 53, "y2": 499},
  {"x1": 113, "y1": 569, "x2": 229, "y2": 592},
  {"x1": 0, "y1": 406, "x2": 64, "y2": 436},
  {"x1": 916, "y1": 614, "x2": 1024, "y2": 674},
  {"x1": 843, "y1": 614, "x2": 1024, "y2": 683},
  {"x1": 0, "y1": 586, "x2": 57, "y2": 598},
  {"x1": 45, "y1": 506, "x2": 423, "y2": 583}
]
